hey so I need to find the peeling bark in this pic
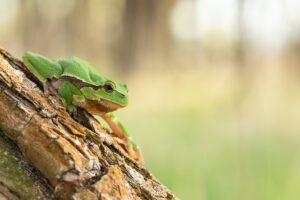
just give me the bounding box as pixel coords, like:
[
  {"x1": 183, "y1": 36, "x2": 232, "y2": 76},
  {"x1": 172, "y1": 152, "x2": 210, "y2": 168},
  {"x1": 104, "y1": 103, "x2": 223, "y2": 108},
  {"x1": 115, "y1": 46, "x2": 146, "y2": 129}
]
[{"x1": 0, "y1": 48, "x2": 178, "y2": 200}]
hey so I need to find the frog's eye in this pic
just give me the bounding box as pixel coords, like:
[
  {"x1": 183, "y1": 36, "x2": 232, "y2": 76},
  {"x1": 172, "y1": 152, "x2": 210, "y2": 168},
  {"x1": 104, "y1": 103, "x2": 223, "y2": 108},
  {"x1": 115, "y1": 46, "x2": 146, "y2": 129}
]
[{"x1": 104, "y1": 83, "x2": 114, "y2": 93}]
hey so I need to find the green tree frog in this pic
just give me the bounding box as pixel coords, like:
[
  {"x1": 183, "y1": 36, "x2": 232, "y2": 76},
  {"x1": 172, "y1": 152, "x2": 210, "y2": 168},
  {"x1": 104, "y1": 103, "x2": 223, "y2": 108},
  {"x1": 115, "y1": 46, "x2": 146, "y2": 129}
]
[{"x1": 23, "y1": 52, "x2": 142, "y2": 163}]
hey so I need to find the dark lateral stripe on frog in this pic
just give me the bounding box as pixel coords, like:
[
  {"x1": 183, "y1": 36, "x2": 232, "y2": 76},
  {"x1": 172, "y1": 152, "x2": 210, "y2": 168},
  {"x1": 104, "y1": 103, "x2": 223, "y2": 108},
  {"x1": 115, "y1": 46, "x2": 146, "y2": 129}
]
[
  {"x1": 59, "y1": 75, "x2": 107, "y2": 90},
  {"x1": 59, "y1": 75, "x2": 125, "y2": 97}
]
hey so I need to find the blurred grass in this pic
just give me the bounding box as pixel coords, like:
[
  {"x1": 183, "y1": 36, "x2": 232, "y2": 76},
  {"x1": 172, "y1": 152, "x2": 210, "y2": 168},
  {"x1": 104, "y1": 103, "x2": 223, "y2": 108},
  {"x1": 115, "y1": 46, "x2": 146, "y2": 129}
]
[{"x1": 115, "y1": 68, "x2": 300, "y2": 200}]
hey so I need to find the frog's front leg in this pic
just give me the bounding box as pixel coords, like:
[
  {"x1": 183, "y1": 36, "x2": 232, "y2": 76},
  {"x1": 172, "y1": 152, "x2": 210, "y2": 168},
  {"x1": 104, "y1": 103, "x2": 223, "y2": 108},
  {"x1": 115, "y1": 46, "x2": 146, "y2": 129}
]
[
  {"x1": 100, "y1": 113, "x2": 143, "y2": 164},
  {"x1": 58, "y1": 80, "x2": 83, "y2": 111}
]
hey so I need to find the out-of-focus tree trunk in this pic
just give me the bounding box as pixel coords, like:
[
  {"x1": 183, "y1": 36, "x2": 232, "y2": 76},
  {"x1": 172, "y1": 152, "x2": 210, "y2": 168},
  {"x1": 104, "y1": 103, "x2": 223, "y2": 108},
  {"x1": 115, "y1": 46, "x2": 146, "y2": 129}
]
[
  {"x1": 17, "y1": 1, "x2": 40, "y2": 50},
  {"x1": 117, "y1": 0, "x2": 176, "y2": 73},
  {"x1": 16, "y1": 0, "x2": 90, "y2": 56},
  {"x1": 64, "y1": 0, "x2": 90, "y2": 54},
  {"x1": 236, "y1": 0, "x2": 246, "y2": 73},
  {"x1": 0, "y1": 48, "x2": 178, "y2": 200}
]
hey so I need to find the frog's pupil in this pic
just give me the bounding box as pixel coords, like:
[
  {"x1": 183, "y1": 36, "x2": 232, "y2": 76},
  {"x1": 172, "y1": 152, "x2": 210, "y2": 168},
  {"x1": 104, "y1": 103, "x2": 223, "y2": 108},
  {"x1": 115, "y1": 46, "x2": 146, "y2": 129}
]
[{"x1": 104, "y1": 84, "x2": 114, "y2": 92}]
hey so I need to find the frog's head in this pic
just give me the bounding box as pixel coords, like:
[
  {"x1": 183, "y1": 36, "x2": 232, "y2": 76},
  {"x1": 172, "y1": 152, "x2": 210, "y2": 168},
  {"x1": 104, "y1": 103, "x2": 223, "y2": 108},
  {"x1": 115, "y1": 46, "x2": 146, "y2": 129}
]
[
  {"x1": 97, "y1": 81, "x2": 129, "y2": 109},
  {"x1": 79, "y1": 81, "x2": 129, "y2": 113}
]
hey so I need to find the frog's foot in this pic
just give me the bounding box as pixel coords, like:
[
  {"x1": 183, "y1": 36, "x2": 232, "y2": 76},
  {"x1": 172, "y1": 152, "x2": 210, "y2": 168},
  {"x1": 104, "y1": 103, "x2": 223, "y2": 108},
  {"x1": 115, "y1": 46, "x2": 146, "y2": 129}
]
[
  {"x1": 100, "y1": 113, "x2": 144, "y2": 164},
  {"x1": 132, "y1": 145, "x2": 144, "y2": 164},
  {"x1": 65, "y1": 104, "x2": 78, "y2": 117},
  {"x1": 67, "y1": 104, "x2": 77, "y2": 111},
  {"x1": 113, "y1": 136, "x2": 144, "y2": 164}
]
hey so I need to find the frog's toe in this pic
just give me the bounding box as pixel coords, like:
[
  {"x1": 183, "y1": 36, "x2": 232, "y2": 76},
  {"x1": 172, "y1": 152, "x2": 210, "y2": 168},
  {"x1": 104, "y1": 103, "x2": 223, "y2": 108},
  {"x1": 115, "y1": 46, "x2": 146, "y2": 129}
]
[{"x1": 67, "y1": 104, "x2": 76, "y2": 111}]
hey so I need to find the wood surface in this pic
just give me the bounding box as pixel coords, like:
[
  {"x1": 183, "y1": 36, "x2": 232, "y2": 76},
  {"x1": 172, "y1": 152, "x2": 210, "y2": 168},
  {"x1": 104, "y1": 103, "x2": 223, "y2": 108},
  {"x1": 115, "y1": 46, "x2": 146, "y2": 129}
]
[{"x1": 0, "y1": 48, "x2": 178, "y2": 200}]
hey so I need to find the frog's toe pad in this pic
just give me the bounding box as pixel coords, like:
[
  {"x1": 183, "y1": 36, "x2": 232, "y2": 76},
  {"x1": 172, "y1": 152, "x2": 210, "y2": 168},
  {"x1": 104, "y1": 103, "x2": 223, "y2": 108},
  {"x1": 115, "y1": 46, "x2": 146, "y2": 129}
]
[{"x1": 67, "y1": 104, "x2": 76, "y2": 111}]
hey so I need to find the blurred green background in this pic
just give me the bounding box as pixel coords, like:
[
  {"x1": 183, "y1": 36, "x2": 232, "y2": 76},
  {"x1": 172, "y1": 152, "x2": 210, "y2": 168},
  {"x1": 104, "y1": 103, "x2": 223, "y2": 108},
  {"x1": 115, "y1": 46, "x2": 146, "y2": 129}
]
[{"x1": 2, "y1": 0, "x2": 300, "y2": 199}]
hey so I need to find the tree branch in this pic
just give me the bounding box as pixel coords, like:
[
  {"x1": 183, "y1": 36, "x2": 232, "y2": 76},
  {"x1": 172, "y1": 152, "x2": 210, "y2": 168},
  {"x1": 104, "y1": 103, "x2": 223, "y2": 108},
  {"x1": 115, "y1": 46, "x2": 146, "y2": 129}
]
[{"x1": 0, "y1": 48, "x2": 178, "y2": 200}]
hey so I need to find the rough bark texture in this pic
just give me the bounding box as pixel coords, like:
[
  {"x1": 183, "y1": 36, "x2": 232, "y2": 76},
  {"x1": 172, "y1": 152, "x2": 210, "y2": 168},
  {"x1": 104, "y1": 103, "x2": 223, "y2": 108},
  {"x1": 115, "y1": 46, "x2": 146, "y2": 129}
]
[{"x1": 0, "y1": 48, "x2": 178, "y2": 200}]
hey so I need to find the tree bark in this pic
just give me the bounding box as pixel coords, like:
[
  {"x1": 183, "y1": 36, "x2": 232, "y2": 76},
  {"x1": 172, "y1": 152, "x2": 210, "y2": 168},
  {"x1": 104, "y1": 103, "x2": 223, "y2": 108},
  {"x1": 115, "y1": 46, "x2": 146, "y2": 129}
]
[{"x1": 0, "y1": 48, "x2": 178, "y2": 200}]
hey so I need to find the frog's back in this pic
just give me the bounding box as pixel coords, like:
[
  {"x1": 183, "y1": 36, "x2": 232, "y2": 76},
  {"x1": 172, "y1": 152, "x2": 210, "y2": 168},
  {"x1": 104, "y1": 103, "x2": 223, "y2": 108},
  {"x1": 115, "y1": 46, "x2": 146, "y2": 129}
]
[{"x1": 57, "y1": 56, "x2": 109, "y2": 85}]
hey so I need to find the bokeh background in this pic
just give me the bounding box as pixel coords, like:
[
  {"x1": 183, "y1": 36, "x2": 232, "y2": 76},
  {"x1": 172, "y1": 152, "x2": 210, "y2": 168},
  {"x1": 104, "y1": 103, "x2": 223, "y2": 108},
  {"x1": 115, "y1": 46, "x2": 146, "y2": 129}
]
[{"x1": 1, "y1": 0, "x2": 300, "y2": 199}]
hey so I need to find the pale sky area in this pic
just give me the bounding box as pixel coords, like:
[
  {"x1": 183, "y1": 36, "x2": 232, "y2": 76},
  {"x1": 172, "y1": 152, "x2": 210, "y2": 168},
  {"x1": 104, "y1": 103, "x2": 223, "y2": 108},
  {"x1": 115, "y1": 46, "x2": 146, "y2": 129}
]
[{"x1": 171, "y1": 0, "x2": 300, "y2": 52}]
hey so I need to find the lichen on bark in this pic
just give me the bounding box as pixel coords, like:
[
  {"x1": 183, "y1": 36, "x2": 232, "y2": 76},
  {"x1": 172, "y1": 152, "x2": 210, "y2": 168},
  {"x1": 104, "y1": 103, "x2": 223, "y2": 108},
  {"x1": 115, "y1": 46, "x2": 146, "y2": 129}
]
[{"x1": 0, "y1": 131, "x2": 53, "y2": 200}]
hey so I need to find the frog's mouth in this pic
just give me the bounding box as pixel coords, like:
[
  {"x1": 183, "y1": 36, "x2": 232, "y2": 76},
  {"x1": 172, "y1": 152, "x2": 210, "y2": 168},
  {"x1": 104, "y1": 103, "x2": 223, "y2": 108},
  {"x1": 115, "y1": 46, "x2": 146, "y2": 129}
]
[
  {"x1": 99, "y1": 98, "x2": 126, "y2": 111},
  {"x1": 72, "y1": 96, "x2": 125, "y2": 114}
]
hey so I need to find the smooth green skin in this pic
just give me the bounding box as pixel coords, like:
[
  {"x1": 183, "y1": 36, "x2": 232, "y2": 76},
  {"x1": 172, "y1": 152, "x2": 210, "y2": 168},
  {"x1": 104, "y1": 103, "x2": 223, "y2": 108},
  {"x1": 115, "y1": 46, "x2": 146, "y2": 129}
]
[
  {"x1": 23, "y1": 52, "x2": 129, "y2": 109},
  {"x1": 23, "y1": 52, "x2": 136, "y2": 147}
]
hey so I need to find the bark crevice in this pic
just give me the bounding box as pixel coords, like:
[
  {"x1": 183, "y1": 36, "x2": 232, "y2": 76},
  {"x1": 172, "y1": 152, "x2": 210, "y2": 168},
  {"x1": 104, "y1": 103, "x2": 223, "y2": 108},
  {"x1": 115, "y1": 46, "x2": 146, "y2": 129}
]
[{"x1": 0, "y1": 48, "x2": 178, "y2": 200}]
